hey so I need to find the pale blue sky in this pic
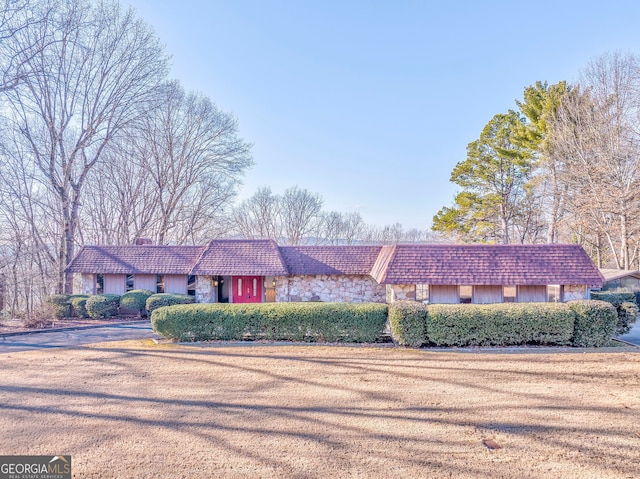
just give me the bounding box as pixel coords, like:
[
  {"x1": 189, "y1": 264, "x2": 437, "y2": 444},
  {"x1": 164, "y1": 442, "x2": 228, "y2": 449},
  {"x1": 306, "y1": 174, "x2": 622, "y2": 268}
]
[{"x1": 125, "y1": 0, "x2": 640, "y2": 230}]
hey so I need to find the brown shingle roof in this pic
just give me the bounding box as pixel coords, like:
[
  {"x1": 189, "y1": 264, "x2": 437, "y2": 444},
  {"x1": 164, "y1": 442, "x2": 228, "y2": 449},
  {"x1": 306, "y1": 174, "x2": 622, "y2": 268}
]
[
  {"x1": 599, "y1": 268, "x2": 640, "y2": 282},
  {"x1": 370, "y1": 244, "x2": 604, "y2": 287},
  {"x1": 280, "y1": 246, "x2": 382, "y2": 275},
  {"x1": 65, "y1": 245, "x2": 204, "y2": 274},
  {"x1": 190, "y1": 239, "x2": 288, "y2": 276}
]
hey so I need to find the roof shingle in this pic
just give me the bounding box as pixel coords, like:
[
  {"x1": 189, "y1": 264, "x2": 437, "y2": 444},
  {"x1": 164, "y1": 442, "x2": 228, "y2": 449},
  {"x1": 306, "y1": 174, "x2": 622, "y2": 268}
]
[
  {"x1": 65, "y1": 245, "x2": 204, "y2": 274},
  {"x1": 280, "y1": 246, "x2": 382, "y2": 275},
  {"x1": 190, "y1": 239, "x2": 288, "y2": 276},
  {"x1": 370, "y1": 244, "x2": 604, "y2": 287}
]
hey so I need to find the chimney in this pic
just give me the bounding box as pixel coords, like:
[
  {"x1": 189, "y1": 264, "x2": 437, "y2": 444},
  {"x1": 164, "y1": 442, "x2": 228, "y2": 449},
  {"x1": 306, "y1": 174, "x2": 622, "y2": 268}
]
[{"x1": 134, "y1": 238, "x2": 153, "y2": 246}]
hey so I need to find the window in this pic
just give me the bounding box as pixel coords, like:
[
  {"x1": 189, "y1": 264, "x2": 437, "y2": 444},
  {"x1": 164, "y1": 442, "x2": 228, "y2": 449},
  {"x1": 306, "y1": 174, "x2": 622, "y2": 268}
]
[
  {"x1": 96, "y1": 274, "x2": 104, "y2": 294},
  {"x1": 156, "y1": 275, "x2": 165, "y2": 294},
  {"x1": 253, "y1": 277, "x2": 257, "y2": 297},
  {"x1": 548, "y1": 285, "x2": 561, "y2": 302},
  {"x1": 460, "y1": 285, "x2": 472, "y2": 304},
  {"x1": 126, "y1": 274, "x2": 134, "y2": 292},
  {"x1": 503, "y1": 285, "x2": 516, "y2": 303},
  {"x1": 237, "y1": 277, "x2": 242, "y2": 295},
  {"x1": 187, "y1": 275, "x2": 196, "y2": 296},
  {"x1": 416, "y1": 284, "x2": 429, "y2": 303}
]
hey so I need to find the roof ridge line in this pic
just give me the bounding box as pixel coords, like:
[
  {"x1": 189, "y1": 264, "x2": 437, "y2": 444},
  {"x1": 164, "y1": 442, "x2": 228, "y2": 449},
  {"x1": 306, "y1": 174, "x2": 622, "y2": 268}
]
[{"x1": 189, "y1": 240, "x2": 214, "y2": 276}]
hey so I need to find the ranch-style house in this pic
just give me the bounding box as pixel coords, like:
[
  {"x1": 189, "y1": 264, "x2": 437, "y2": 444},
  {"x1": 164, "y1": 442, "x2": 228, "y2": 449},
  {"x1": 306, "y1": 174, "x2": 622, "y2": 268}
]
[{"x1": 65, "y1": 239, "x2": 604, "y2": 305}]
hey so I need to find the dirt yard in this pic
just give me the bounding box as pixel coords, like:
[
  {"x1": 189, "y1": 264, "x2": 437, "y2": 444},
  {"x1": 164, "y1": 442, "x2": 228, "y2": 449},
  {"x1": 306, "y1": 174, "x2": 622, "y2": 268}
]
[{"x1": 0, "y1": 341, "x2": 638, "y2": 478}]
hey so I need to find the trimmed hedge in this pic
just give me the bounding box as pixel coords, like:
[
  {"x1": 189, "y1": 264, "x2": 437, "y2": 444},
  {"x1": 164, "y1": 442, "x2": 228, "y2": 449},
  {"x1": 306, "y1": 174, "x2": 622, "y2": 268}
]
[
  {"x1": 151, "y1": 302, "x2": 388, "y2": 343},
  {"x1": 590, "y1": 290, "x2": 639, "y2": 335},
  {"x1": 618, "y1": 302, "x2": 639, "y2": 335},
  {"x1": 70, "y1": 294, "x2": 90, "y2": 318},
  {"x1": 44, "y1": 295, "x2": 72, "y2": 319},
  {"x1": 388, "y1": 301, "x2": 428, "y2": 347},
  {"x1": 120, "y1": 289, "x2": 154, "y2": 316},
  {"x1": 426, "y1": 303, "x2": 574, "y2": 347},
  {"x1": 146, "y1": 293, "x2": 194, "y2": 313},
  {"x1": 568, "y1": 300, "x2": 618, "y2": 347},
  {"x1": 85, "y1": 294, "x2": 121, "y2": 319}
]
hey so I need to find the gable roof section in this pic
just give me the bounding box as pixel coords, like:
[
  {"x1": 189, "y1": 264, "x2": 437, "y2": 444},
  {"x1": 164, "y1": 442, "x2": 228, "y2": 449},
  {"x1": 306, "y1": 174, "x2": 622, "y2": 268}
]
[
  {"x1": 65, "y1": 245, "x2": 204, "y2": 275},
  {"x1": 190, "y1": 239, "x2": 288, "y2": 276},
  {"x1": 599, "y1": 268, "x2": 640, "y2": 282},
  {"x1": 371, "y1": 244, "x2": 604, "y2": 287},
  {"x1": 280, "y1": 246, "x2": 382, "y2": 275}
]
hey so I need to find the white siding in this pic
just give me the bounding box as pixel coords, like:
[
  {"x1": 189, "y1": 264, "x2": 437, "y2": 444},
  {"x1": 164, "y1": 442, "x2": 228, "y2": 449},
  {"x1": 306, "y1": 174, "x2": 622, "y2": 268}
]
[
  {"x1": 104, "y1": 274, "x2": 126, "y2": 295},
  {"x1": 517, "y1": 285, "x2": 547, "y2": 302},
  {"x1": 134, "y1": 274, "x2": 157, "y2": 292},
  {"x1": 164, "y1": 274, "x2": 187, "y2": 294},
  {"x1": 472, "y1": 285, "x2": 503, "y2": 304},
  {"x1": 430, "y1": 285, "x2": 459, "y2": 304}
]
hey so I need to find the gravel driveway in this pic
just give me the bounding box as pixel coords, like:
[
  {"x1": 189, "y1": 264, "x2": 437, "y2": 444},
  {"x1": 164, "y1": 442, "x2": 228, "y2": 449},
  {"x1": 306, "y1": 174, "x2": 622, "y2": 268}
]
[{"x1": 1, "y1": 340, "x2": 638, "y2": 478}]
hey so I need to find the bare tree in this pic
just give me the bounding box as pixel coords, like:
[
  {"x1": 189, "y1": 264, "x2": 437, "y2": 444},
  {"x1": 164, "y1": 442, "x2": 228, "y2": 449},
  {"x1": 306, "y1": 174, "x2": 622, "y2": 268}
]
[
  {"x1": 0, "y1": 0, "x2": 169, "y2": 292},
  {"x1": 280, "y1": 186, "x2": 323, "y2": 245},
  {"x1": 549, "y1": 52, "x2": 640, "y2": 268},
  {"x1": 83, "y1": 81, "x2": 252, "y2": 245},
  {"x1": 317, "y1": 211, "x2": 365, "y2": 245},
  {"x1": 232, "y1": 187, "x2": 282, "y2": 240}
]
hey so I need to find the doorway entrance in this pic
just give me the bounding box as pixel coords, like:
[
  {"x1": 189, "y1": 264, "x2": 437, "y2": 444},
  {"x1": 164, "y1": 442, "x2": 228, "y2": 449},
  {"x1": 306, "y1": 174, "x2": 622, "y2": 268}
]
[{"x1": 232, "y1": 276, "x2": 263, "y2": 303}]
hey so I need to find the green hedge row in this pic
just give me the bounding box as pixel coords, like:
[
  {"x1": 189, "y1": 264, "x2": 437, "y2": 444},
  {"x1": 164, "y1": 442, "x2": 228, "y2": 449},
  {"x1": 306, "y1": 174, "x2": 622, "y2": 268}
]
[
  {"x1": 568, "y1": 300, "x2": 618, "y2": 347},
  {"x1": 590, "y1": 290, "x2": 639, "y2": 335},
  {"x1": 426, "y1": 303, "x2": 575, "y2": 346},
  {"x1": 146, "y1": 293, "x2": 194, "y2": 312},
  {"x1": 151, "y1": 300, "x2": 619, "y2": 347},
  {"x1": 386, "y1": 300, "x2": 617, "y2": 348},
  {"x1": 151, "y1": 302, "x2": 388, "y2": 343},
  {"x1": 388, "y1": 301, "x2": 427, "y2": 347}
]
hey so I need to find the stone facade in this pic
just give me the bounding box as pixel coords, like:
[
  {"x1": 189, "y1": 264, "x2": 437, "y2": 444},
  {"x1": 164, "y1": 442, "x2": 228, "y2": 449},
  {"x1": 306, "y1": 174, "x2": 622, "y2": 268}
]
[
  {"x1": 385, "y1": 284, "x2": 416, "y2": 303},
  {"x1": 275, "y1": 275, "x2": 386, "y2": 303},
  {"x1": 564, "y1": 284, "x2": 587, "y2": 301},
  {"x1": 195, "y1": 275, "x2": 217, "y2": 303}
]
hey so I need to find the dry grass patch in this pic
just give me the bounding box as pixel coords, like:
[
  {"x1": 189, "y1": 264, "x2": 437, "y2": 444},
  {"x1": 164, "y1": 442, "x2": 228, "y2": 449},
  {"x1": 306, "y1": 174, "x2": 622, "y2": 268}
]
[{"x1": 0, "y1": 341, "x2": 639, "y2": 478}]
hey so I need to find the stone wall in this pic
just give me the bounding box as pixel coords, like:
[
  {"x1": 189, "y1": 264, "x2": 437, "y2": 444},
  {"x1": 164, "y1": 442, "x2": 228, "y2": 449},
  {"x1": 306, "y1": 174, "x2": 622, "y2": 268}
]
[
  {"x1": 385, "y1": 284, "x2": 416, "y2": 303},
  {"x1": 195, "y1": 276, "x2": 217, "y2": 303},
  {"x1": 564, "y1": 284, "x2": 587, "y2": 301},
  {"x1": 276, "y1": 275, "x2": 386, "y2": 303}
]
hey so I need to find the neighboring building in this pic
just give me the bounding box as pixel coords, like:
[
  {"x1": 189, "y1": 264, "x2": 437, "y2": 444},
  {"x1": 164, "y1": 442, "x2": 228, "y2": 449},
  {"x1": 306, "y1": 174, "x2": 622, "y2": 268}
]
[
  {"x1": 65, "y1": 240, "x2": 604, "y2": 305},
  {"x1": 599, "y1": 269, "x2": 640, "y2": 292}
]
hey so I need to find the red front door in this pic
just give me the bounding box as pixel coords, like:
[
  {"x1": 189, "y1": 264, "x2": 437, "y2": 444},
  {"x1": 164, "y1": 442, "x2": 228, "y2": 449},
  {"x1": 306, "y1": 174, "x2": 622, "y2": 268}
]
[{"x1": 232, "y1": 276, "x2": 263, "y2": 303}]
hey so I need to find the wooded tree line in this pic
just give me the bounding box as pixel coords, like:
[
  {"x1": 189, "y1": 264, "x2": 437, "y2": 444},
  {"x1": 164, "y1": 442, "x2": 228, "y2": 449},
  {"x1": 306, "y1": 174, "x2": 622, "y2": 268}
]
[
  {"x1": 232, "y1": 185, "x2": 436, "y2": 246},
  {"x1": 0, "y1": 0, "x2": 434, "y2": 316},
  {"x1": 433, "y1": 52, "x2": 640, "y2": 270},
  {"x1": 0, "y1": 0, "x2": 254, "y2": 315}
]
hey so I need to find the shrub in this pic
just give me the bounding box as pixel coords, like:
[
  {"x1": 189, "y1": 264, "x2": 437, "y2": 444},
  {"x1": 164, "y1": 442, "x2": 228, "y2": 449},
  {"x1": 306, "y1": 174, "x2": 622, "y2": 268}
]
[
  {"x1": 151, "y1": 302, "x2": 388, "y2": 343},
  {"x1": 70, "y1": 294, "x2": 91, "y2": 318},
  {"x1": 388, "y1": 301, "x2": 428, "y2": 347},
  {"x1": 85, "y1": 294, "x2": 121, "y2": 319},
  {"x1": 618, "y1": 302, "x2": 639, "y2": 335},
  {"x1": 44, "y1": 295, "x2": 71, "y2": 319},
  {"x1": 120, "y1": 289, "x2": 154, "y2": 316},
  {"x1": 567, "y1": 300, "x2": 618, "y2": 347},
  {"x1": 426, "y1": 302, "x2": 574, "y2": 347},
  {"x1": 146, "y1": 293, "x2": 194, "y2": 313},
  {"x1": 590, "y1": 290, "x2": 639, "y2": 335}
]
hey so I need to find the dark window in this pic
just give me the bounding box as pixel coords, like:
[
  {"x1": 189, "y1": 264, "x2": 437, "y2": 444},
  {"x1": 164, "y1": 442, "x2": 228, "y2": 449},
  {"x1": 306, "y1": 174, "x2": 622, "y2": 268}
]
[
  {"x1": 460, "y1": 285, "x2": 472, "y2": 304},
  {"x1": 187, "y1": 275, "x2": 196, "y2": 296},
  {"x1": 96, "y1": 274, "x2": 104, "y2": 295},
  {"x1": 416, "y1": 284, "x2": 429, "y2": 303},
  {"x1": 126, "y1": 274, "x2": 134, "y2": 292},
  {"x1": 156, "y1": 275, "x2": 165, "y2": 294}
]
